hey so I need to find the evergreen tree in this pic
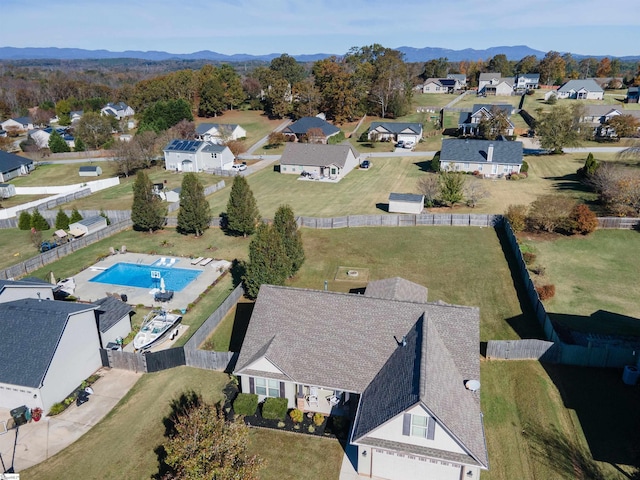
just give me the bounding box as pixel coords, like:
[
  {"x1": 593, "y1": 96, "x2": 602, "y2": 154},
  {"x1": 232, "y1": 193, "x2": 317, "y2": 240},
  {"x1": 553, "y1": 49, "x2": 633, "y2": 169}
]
[
  {"x1": 18, "y1": 211, "x2": 32, "y2": 230},
  {"x1": 273, "y1": 205, "x2": 304, "y2": 277},
  {"x1": 439, "y1": 170, "x2": 466, "y2": 206},
  {"x1": 74, "y1": 138, "x2": 86, "y2": 152},
  {"x1": 177, "y1": 173, "x2": 211, "y2": 236},
  {"x1": 242, "y1": 223, "x2": 289, "y2": 299},
  {"x1": 55, "y1": 209, "x2": 70, "y2": 230},
  {"x1": 48, "y1": 130, "x2": 71, "y2": 153},
  {"x1": 131, "y1": 170, "x2": 166, "y2": 232},
  {"x1": 30, "y1": 209, "x2": 50, "y2": 231},
  {"x1": 226, "y1": 175, "x2": 260, "y2": 237},
  {"x1": 69, "y1": 208, "x2": 83, "y2": 223}
]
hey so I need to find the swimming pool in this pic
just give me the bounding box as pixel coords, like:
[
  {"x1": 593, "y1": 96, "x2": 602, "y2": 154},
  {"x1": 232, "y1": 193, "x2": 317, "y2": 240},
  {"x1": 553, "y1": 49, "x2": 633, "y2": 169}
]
[{"x1": 90, "y1": 263, "x2": 201, "y2": 292}]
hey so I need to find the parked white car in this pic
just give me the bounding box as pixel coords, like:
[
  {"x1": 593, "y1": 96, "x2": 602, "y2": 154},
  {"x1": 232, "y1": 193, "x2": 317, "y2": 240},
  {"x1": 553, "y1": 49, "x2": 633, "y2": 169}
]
[
  {"x1": 231, "y1": 163, "x2": 247, "y2": 172},
  {"x1": 403, "y1": 141, "x2": 415, "y2": 149}
]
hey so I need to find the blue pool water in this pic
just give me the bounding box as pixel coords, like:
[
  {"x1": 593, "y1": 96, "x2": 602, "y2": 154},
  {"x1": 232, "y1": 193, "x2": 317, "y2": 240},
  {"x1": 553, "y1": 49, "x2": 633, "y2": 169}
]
[{"x1": 90, "y1": 263, "x2": 201, "y2": 292}]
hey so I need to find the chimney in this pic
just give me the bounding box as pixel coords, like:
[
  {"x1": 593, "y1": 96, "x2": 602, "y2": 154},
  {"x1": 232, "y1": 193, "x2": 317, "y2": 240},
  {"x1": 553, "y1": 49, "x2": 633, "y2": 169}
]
[{"x1": 487, "y1": 143, "x2": 494, "y2": 163}]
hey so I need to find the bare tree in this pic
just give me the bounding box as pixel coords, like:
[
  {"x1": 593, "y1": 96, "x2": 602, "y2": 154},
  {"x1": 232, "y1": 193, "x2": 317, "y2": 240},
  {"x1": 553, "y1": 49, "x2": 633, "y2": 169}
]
[
  {"x1": 464, "y1": 179, "x2": 490, "y2": 207},
  {"x1": 112, "y1": 140, "x2": 143, "y2": 177},
  {"x1": 416, "y1": 175, "x2": 440, "y2": 207}
]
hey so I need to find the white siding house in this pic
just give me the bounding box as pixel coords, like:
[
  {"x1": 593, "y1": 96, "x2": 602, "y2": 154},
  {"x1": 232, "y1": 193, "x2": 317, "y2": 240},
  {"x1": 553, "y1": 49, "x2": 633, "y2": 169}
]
[
  {"x1": 279, "y1": 143, "x2": 359, "y2": 181},
  {"x1": 556, "y1": 79, "x2": 604, "y2": 100},
  {"x1": 163, "y1": 140, "x2": 235, "y2": 172},
  {"x1": 440, "y1": 139, "x2": 523, "y2": 177},
  {"x1": 195, "y1": 123, "x2": 247, "y2": 143}
]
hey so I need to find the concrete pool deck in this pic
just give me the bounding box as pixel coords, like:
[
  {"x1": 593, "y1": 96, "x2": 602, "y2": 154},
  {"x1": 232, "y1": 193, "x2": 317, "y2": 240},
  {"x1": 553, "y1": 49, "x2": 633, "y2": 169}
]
[{"x1": 70, "y1": 252, "x2": 231, "y2": 311}]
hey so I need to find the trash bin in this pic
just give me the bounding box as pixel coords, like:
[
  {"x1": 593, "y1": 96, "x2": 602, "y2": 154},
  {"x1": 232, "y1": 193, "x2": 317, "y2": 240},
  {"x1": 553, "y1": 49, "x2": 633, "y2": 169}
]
[{"x1": 10, "y1": 405, "x2": 29, "y2": 426}]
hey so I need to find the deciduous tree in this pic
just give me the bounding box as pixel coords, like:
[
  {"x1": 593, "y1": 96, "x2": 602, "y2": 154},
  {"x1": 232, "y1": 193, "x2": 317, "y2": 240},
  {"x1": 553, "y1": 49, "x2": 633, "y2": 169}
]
[
  {"x1": 439, "y1": 170, "x2": 465, "y2": 206},
  {"x1": 177, "y1": 173, "x2": 211, "y2": 236},
  {"x1": 162, "y1": 394, "x2": 262, "y2": 480},
  {"x1": 416, "y1": 175, "x2": 440, "y2": 207},
  {"x1": 606, "y1": 114, "x2": 640, "y2": 138},
  {"x1": 226, "y1": 175, "x2": 260, "y2": 237},
  {"x1": 527, "y1": 194, "x2": 576, "y2": 233},
  {"x1": 74, "y1": 112, "x2": 113, "y2": 150},
  {"x1": 538, "y1": 51, "x2": 566, "y2": 85},
  {"x1": 535, "y1": 104, "x2": 584, "y2": 154},
  {"x1": 131, "y1": 170, "x2": 166, "y2": 232},
  {"x1": 270, "y1": 53, "x2": 305, "y2": 86}
]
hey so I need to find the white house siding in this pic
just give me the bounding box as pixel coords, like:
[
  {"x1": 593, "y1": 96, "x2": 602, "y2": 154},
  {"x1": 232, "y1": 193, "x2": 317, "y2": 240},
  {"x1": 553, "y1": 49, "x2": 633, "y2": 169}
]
[
  {"x1": 280, "y1": 164, "x2": 305, "y2": 175},
  {"x1": 102, "y1": 316, "x2": 132, "y2": 346},
  {"x1": 342, "y1": 150, "x2": 359, "y2": 176},
  {"x1": 0, "y1": 381, "x2": 41, "y2": 411},
  {"x1": 422, "y1": 83, "x2": 444, "y2": 94},
  {"x1": 30, "y1": 130, "x2": 50, "y2": 149},
  {"x1": 494, "y1": 82, "x2": 514, "y2": 96},
  {"x1": 246, "y1": 357, "x2": 284, "y2": 374},
  {"x1": 368, "y1": 449, "x2": 464, "y2": 480},
  {"x1": 200, "y1": 149, "x2": 235, "y2": 171},
  {"x1": 164, "y1": 152, "x2": 197, "y2": 172},
  {"x1": 0, "y1": 286, "x2": 54, "y2": 304},
  {"x1": 39, "y1": 310, "x2": 102, "y2": 412},
  {"x1": 440, "y1": 161, "x2": 520, "y2": 175},
  {"x1": 240, "y1": 376, "x2": 297, "y2": 409},
  {"x1": 366, "y1": 404, "x2": 468, "y2": 454}
]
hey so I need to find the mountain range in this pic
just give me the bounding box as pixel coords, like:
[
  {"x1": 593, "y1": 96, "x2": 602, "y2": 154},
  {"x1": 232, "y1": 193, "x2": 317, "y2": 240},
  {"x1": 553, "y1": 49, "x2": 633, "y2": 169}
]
[{"x1": 0, "y1": 45, "x2": 637, "y2": 62}]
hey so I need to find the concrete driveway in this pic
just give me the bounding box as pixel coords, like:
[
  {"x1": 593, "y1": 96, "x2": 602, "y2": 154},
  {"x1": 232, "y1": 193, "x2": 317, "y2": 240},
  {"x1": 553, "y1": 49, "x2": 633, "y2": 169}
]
[{"x1": 0, "y1": 368, "x2": 141, "y2": 473}]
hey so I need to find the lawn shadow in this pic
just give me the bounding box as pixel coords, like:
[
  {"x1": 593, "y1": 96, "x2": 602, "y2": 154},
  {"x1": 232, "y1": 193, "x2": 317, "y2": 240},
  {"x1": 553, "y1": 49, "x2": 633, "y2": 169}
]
[
  {"x1": 548, "y1": 310, "x2": 640, "y2": 338},
  {"x1": 414, "y1": 160, "x2": 433, "y2": 172},
  {"x1": 494, "y1": 226, "x2": 546, "y2": 339},
  {"x1": 545, "y1": 173, "x2": 592, "y2": 193},
  {"x1": 540, "y1": 363, "x2": 640, "y2": 470},
  {"x1": 376, "y1": 203, "x2": 389, "y2": 212},
  {"x1": 229, "y1": 259, "x2": 245, "y2": 287},
  {"x1": 229, "y1": 302, "x2": 254, "y2": 352}
]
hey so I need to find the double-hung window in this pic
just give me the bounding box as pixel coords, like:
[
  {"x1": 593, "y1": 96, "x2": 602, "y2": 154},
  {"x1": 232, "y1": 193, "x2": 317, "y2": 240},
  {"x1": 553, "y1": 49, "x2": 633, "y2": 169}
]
[{"x1": 255, "y1": 378, "x2": 280, "y2": 397}]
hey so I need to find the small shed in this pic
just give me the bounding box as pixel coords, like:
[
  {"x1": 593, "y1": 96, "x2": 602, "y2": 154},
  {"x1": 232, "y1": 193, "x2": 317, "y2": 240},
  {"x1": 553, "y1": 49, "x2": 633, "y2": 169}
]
[
  {"x1": 0, "y1": 183, "x2": 16, "y2": 199},
  {"x1": 68, "y1": 215, "x2": 107, "y2": 237},
  {"x1": 165, "y1": 187, "x2": 181, "y2": 203},
  {"x1": 79, "y1": 166, "x2": 102, "y2": 177},
  {"x1": 388, "y1": 193, "x2": 425, "y2": 214}
]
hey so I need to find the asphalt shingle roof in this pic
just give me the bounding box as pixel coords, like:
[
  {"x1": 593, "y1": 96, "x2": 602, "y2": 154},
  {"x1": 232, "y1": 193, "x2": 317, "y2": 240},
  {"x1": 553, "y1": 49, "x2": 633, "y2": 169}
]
[
  {"x1": 0, "y1": 299, "x2": 96, "y2": 388},
  {"x1": 279, "y1": 143, "x2": 357, "y2": 168},
  {"x1": 0, "y1": 151, "x2": 32, "y2": 175},
  {"x1": 368, "y1": 122, "x2": 423, "y2": 135},
  {"x1": 235, "y1": 283, "x2": 485, "y2": 467},
  {"x1": 283, "y1": 117, "x2": 340, "y2": 137},
  {"x1": 365, "y1": 277, "x2": 428, "y2": 303},
  {"x1": 94, "y1": 296, "x2": 133, "y2": 333},
  {"x1": 558, "y1": 79, "x2": 604, "y2": 93},
  {"x1": 196, "y1": 123, "x2": 240, "y2": 135},
  {"x1": 440, "y1": 139, "x2": 523, "y2": 165}
]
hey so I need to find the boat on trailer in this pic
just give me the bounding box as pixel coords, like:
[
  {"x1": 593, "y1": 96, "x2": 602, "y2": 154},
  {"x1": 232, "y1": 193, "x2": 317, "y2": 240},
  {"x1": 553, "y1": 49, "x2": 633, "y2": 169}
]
[{"x1": 133, "y1": 310, "x2": 182, "y2": 351}]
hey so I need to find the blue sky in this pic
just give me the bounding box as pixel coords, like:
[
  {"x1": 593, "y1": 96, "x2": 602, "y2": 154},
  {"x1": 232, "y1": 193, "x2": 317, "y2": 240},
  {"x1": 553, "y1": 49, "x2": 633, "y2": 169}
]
[{"x1": 4, "y1": 0, "x2": 640, "y2": 57}]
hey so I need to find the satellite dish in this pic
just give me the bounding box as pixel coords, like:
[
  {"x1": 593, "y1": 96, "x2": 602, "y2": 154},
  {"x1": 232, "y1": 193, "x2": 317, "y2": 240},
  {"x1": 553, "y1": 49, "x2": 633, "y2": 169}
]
[{"x1": 465, "y1": 380, "x2": 481, "y2": 392}]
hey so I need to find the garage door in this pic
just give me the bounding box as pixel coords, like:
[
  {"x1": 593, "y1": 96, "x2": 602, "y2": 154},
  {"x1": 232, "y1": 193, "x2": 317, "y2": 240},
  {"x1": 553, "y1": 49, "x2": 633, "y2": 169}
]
[
  {"x1": 371, "y1": 448, "x2": 461, "y2": 480},
  {"x1": 397, "y1": 135, "x2": 417, "y2": 144}
]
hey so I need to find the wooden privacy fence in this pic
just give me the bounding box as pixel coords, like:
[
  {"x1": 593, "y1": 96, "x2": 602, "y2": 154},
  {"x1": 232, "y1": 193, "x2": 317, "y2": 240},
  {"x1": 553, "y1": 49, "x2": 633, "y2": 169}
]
[
  {"x1": 101, "y1": 284, "x2": 245, "y2": 373},
  {"x1": 498, "y1": 220, "x2": 638, "y2": 368},
  {"x1": 597, "y1": 217, "x2": 640, "y2": 229},
  {"x1": 487, "y1": 339, "x2": 559, "y2": 362},
  {"x1": 0, "y1": 220, "x2": 132, "y2": 280}
]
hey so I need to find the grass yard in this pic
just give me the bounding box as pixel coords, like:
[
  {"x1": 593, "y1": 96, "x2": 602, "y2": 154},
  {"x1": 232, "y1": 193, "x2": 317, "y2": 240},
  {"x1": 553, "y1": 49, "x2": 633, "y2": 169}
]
[
  {"x1": 0, "y1": 194, "x2": 49, "y2": 208},
  {"x1": 412, "y1": 92, "x2": 460, "y2": 108},
  {"x1": 519, "y1": 230, "x2": 640, "y2": 336},
  {"x1": 22, "y1": 367, "x2": 230, "y2": 480},
  {"x1": 9, "y1": 161, "x2": 120, "y2": 187},
  {"x1": 481, "y1": 361, "x2": 637, "y2": 479},
  {"x1": 0, "y1": 228, "x2": 42, "y2": 270}
]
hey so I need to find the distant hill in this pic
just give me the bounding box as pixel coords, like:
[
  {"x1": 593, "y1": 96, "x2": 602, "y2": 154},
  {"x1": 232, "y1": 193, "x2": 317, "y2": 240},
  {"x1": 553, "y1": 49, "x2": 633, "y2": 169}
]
[{"x1": 0, "y1": 45, "x2": 636, "y2": 63}]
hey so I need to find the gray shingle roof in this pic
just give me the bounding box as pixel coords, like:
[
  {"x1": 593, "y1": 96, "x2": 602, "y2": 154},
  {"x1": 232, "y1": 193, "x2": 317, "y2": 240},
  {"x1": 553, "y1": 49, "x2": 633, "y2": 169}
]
[
  {"x1": 79, "y1": 166, "x2": 100, "y2": 172},
  {"x1": 283, "y1": 117, "x2": 340, "y2": 137},
  {"x1": 365, "y1": 277, "x2": 428, "y2": 302},
  {"x1": 0, "y1": 298, "x2": 97, "y2": 388},
  {"x1": 440, "y1": 139, "x2": 523, "y2": 165},
  {"x1": 235, "y1": 283, "x2": 485, "y2": 466},
  {"x1": 0, "y1": 278, "x2": 51, "y2": 291},
  {"x1": 279, "y1": 143, "x2": 357, "y2": 168},
  {"x1": 479, "y1": 73, "x2": 500, "y2": 82},
  {"x1": 368, "y1": 122, "x2": 423, "y2": 135},
  {"x1": 0, "y1": 151, "x2": 33, "y2": 175},
  {"x1": 196, "y1": 123, "x2": 239, "y2": 135},
  {"x1": 201, "y1": 143, "x2": 228, "y2": 154},
  {"x1": 558, "y1": 79, "x2": 604, "y2": 93},
  {"x1": 94, "y1": 296, "x2": 133, "y2": 333}
]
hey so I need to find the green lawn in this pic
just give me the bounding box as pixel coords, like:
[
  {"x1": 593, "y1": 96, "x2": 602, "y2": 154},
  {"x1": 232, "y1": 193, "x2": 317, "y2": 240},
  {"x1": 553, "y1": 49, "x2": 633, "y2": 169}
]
[
  {"x1": 0, "y1": 228, "x2": 43, "y2": 271},
  {"x1": 9, "y1": 161, "x2": 120, "y2": 187},
  {"x1": 519, "y1": 230, "x2": 640, "y2": 336}
]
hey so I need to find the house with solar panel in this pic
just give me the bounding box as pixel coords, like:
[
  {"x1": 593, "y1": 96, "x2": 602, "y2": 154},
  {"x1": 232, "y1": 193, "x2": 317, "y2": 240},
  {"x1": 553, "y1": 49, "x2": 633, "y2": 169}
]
[
  {"x1": 163, "y1": 139, "x2": 235, "y2": 172},
  {"x1": 196, "y1": 123, "x2": 247, "y2": 144},
  {"x1": 234, "y1": 278, "x2": 488, "y2": 480}
]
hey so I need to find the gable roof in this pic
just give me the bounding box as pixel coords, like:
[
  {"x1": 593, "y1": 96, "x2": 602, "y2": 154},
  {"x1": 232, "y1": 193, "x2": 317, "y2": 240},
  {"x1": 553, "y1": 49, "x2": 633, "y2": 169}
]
[
  {"x1": 447, "y1": 74, "x2": 466, "y2": 82},
  {"x1": 479, "y1": 73, "x2": 501, "y2": 82},
  {"x1": 440, "y1": 139, "x2": 523, "y2": 165},
  {"x1": 283, "y1": 117, "x2": 340, "y2": 137},
  {"x1": 369, "y1": 122, "x2": 423, "y2": 135},
  {"x1": 471, "y1": 104, "x2": 512, "y2": 117},
  {"x1": 516, "y1": 73, "x2": 540, "y2": 81},
  {"x1": 558, "y1": 79, "x2": 604, "y2": 94},
  {"x1": 234, "y1": 283, "x2": 479, "y2": 395},
  {"x1": 279, "y1": 143, "x2": 358, "y2": 168},
  {"x1": 79, "y1": 165, "x2": 100, "y2": 172},
  {"x1": 164, "y1": 139, "x2": 205, "y2": 153},
  {"x1": 365, "y1": 276, "x2": 428, "y2": 303},
  {"x1": 196, "y1": 123, "x2": 240, "y2": 135},
  {"x1": 0, "y1": 298, "x2": 97, "y2": 388},
  {"x1": 352, "y1": 317, "x2": 487, "y2": 468},
  {"x1": 94, "y1": 296, "x2": 133, "y2": 333},
  {"x1": 201, "y1": 143, "x2": 229, "y2": 154},
  {"x1": 0, "y1": 151, "x2": 33, "y2": 174}
]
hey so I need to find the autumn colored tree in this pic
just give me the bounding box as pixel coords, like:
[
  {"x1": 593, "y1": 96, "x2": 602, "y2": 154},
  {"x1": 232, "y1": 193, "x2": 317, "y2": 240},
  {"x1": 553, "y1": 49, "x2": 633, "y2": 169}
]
[
  {"x1": 596, "y1": 57, "x2": 612, "y2": 78},
  {"x1": 569, "y1": 204, "x2": 598, "y2": 235},
  {"x1": 527, "y1": 195, "x2": 576, "y2": 233},
  {"x1": 292, "y1": 79, "x2": 321, "y2": 119},
  {"x1": 162, "y1": 394, "x2": 262, "y2": 480},
  {"x1": 538, "y1": 51, "x2": 566, "y2": 85},
  {"x1": 313, "y1": 57, "x2": 358, "y2": 124},
  {"x1": 606, "y1": 114, "x2": 640, "y2": 138}
]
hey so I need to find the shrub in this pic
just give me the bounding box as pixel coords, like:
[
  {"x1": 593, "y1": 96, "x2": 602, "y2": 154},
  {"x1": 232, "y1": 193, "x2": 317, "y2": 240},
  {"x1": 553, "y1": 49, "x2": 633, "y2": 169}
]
[
  {"x1": 48, "y1": 402, "x2": 65, "y2": 416},
  {"x1": 289, "y1": 408, "x2": 303, "y2": 423},
  {"x1": 522, "y1": 252, "x2": 537, "y2": 265},
  {"x1": 577, "y1": 153, "x2": 599, "y2": 179},
  {"x1": 327, "y1": 131, "x2": 346, "y2": 145},
  {"x1": 430, "y1": 155, "x2": 441, "y2": 172},
  {"x1": 233, "y1": 393, "x2": 258, "y2": 416},
  {"x1": 18, "y1": 211, "x2": 32, "y2": 230},
  {"x1": 569, "y1": 204, "x2": 598, "y2": 235},
  {"x1": 536, "y1": 284, "x2": 556, "y2": 300},
  {"x1": 505, "y1": 204, "x2": 528, "y2": 233},
  {"x1": 313, "y1": 412, "x2": 325, "y2": 426},
  {"x1": 277, "y1": 421, "x2": 285, "y2": 428},
  {"x1": 308, "y1": 425, "x2": 316, "y2": 433},
  {"x1": 527, "y1": 194, "x2": 576, "y2": 233},
  {"x1": 508, "y1": 173, "x2": 522, "y2": 180},
  {"x1": 262, "y1": 397, "x2": 288, "y2": 420}
]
